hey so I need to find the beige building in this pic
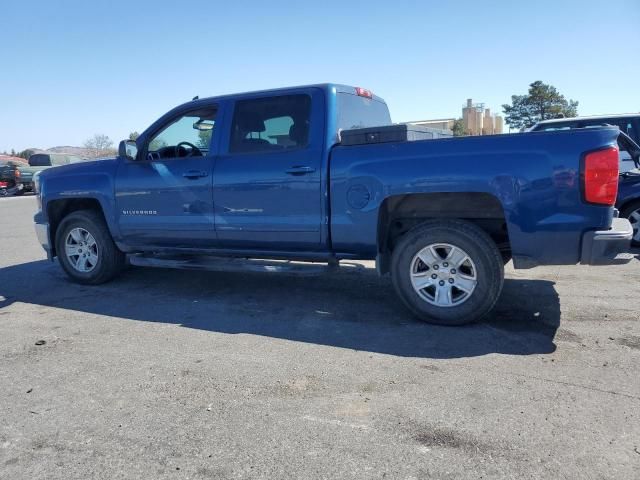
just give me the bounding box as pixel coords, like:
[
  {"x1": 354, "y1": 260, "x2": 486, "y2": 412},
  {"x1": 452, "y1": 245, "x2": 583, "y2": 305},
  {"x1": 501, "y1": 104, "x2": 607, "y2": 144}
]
[
  {"x1": 463, "y1": 99, "x2": 504, "y2": 136},
  {"x1": 408, "y1": 99, "x2": 504, "y2": 136}
]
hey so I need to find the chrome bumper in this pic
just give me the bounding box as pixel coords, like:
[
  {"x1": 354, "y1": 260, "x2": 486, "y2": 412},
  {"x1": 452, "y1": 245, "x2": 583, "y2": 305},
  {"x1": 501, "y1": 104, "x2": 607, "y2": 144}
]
[
  {"x1": 580, "y1": 218, "x2": 633, "y2": 265},
  {"x1": 35, "y1": 222, "x2": 52, "y2": 259}
]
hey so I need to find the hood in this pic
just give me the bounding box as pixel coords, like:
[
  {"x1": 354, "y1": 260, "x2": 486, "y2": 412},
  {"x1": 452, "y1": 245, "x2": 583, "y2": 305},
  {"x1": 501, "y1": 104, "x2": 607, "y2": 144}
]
[{"x1": 39, "y1": 157, "x2": 118, "y2": 180}]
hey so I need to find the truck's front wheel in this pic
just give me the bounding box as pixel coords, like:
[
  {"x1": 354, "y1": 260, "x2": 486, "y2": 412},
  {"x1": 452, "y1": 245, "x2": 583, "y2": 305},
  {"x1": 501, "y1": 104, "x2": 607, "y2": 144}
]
[
  {"x1": 391, "y1": 220, "x2": 504, "y2": 326},
  {"x1": 55, "y1": 210, "x2": 125, "y2": 285}
]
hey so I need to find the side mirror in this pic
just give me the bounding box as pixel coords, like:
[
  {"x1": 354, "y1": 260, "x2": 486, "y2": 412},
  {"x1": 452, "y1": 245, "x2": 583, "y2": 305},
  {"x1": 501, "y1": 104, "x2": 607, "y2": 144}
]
[{"x1": 118, "y1": 140, "x2": 138, "y2": 161}]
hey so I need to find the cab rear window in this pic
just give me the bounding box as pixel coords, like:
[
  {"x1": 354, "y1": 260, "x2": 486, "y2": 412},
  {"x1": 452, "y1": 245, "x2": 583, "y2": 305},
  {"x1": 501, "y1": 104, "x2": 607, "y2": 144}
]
[
  {"x1": 337, "y1": 93, "x2": 392, "y2": 131},
  {"x1": 29, "y1": 154, "x2": 51, "y2": 166}
]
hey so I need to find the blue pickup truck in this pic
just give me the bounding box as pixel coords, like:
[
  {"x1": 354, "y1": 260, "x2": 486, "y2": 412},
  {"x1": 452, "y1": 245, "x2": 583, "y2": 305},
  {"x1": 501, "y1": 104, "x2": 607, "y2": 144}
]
[{"x1": 33, "y1": 84, "x2": 636, "y2": 325}]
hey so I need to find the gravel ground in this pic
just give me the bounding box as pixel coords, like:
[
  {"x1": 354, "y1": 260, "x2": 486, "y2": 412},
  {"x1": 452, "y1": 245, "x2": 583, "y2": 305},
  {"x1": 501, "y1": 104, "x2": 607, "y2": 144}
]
[{"x1": 1, "y1": 196, "x2": 639, "y2": 479}]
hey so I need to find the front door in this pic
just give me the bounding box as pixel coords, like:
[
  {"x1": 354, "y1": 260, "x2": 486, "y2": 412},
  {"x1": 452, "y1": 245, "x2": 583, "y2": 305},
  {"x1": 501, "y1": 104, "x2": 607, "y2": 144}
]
[
  {"x1": 115, "y1": 104, "x2": 219, "y2": 248},
  {"x1": 213, "y1": 91, "x2": 324, "y2": 250}
]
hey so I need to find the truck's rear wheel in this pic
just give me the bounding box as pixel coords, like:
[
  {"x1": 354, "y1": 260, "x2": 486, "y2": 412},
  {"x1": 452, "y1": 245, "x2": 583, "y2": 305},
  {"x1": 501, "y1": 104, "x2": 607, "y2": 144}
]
[
  {"x1": 391, "y1": 220, "x2": 504, "y2": 326},
  {"x1": 55, "y1": 210, "x2": 125, "y2": 284}
]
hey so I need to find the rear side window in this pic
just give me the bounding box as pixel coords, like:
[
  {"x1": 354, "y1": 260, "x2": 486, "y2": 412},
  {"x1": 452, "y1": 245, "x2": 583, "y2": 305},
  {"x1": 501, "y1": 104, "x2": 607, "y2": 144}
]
[
  {"x1": 337, "y1": 93, "x2": 392, "y2": 131},
  {"x1": 229, "y1": 94, "x2": 311, "y2": 154},
  {"x1": 29, "y1": 154, "x2": 51, "y2": 166}
]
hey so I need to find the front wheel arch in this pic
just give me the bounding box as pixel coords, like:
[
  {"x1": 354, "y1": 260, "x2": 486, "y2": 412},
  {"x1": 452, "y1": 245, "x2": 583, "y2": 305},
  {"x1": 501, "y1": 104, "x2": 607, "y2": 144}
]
[{"x1": 55, "y1": 209, "x2": 124, "y2": 284}]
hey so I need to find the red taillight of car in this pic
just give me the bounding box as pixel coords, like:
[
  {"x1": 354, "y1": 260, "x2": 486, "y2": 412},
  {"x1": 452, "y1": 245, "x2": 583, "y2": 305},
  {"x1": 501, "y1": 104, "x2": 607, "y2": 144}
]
[
  {"x1": 582, "y1": 146, "x2": 619, "y2": 206},
  {"x1": 14, "y1": 169, "x2": 21, "y2": 178}
]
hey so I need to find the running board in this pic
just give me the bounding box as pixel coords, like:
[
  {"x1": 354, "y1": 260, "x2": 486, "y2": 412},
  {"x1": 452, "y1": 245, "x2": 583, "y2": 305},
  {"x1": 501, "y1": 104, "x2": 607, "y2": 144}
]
[{"x1": 128, "y1": 254, "x2": 341, "y2": 276}]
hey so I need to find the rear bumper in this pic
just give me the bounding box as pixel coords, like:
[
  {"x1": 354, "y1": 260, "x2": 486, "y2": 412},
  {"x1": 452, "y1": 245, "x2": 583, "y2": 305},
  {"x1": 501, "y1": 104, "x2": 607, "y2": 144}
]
[
  {"x1": 580, "y1": 218, "x2": 633, "y2": 265},
  {"x1": 34, "y1": 222, "x2": 52, "y2": 260}
]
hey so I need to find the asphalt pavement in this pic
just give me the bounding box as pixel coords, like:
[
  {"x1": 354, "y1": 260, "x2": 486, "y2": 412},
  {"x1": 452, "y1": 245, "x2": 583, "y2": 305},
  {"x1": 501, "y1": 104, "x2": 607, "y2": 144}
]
[{"x1": 1, "y1": 195, "x2": 639, "y2": 479}]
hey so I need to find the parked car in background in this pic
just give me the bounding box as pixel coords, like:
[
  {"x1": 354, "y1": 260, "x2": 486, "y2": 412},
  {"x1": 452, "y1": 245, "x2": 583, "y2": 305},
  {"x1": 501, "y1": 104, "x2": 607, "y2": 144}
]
[
  {"x1": 0, "y1": 158, "x2": 40, "y2": 196},
  {"x1": 28, "y1": 152, "x2": 84, "y2": 167},
  {"x1": 531, "y1": 117, "x2": 640, "y2": 246},
  {"x1": 0, "y1": 153, "x2": 86, "y2": 197}
]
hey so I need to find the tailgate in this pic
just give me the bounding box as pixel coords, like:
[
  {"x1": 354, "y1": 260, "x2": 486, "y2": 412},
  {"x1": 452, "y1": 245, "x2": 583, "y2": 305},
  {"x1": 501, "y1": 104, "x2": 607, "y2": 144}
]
[{"x1": 18, "y1": 166, "x2": 41, "y2": 182}]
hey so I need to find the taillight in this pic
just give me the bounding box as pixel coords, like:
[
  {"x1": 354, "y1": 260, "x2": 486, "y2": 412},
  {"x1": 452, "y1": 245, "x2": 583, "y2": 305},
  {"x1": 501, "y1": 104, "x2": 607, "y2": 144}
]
[
  {"x1": 14, "y1": 169, "x2": 21, "y2": 178},
  {"x1": 582, "y1": 146, "x2": 619, "y2": 205}
]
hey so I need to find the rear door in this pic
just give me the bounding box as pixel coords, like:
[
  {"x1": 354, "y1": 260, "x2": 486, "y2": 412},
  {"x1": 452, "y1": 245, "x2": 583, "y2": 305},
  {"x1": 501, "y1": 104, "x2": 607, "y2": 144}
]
[{"x1": 212, "y1": 89, "x2": 324, "y2": 250}]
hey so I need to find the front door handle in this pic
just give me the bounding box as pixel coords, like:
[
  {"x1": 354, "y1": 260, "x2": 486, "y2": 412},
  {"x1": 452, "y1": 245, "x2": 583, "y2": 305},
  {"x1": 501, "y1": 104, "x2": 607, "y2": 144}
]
[
  {"x1": 285, "y1": 166, "x2": 316, "y2": 175},
  {"x1": 183, "y1": 170, "x2": 208, "y2": 179}
]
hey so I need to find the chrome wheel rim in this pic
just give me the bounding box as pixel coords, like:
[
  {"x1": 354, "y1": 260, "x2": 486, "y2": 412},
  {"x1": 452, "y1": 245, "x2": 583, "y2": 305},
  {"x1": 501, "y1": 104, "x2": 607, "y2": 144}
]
[
  {"x1": 65, "y1": 228, "x2": 99, "y2": 273},
  {"x1": 410, "y1": 243, "x2": 478, "y2": 307},
  {"x1": 629, "y1": 208, "x2": 640, "y2": 243}
]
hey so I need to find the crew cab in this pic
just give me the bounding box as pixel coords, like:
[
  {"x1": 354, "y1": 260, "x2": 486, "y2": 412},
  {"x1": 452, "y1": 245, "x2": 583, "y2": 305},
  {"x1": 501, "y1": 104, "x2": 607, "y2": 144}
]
[{"x1": 33, "y1": 84, "x2": 635, "y2": 325}]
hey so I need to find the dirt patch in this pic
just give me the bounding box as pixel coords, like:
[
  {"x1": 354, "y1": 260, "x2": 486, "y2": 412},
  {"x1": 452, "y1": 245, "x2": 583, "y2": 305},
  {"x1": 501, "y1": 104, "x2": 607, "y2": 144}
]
[
  {"x1": 616, "y1": 335, "x2": 640, "y2": 350},
  {"x1": 412, "y1": 425, "x2": 493, "y2": 453}
]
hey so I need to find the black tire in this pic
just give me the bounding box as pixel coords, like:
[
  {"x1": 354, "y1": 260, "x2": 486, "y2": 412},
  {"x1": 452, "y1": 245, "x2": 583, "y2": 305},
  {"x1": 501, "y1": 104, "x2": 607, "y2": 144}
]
[
  {"x1": 55, "y1": 210, "x2": 125, "y2": 285},
  {"x1": 620, "y1": 200, "x2": 640, "y2": 247},
  {"x1": 391, "y1": 219, "x2": 504, "y2": 326},
  {"x1": 13, "y1": 188, "x2": 24, "y2": 196}
]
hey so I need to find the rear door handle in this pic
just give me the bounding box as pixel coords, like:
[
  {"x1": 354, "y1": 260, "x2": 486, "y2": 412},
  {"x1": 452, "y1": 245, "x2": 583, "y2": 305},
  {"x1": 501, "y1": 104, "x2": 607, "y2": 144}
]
[
  {"x1": 285, "y1": 166, "x2": 316, "y2": 175},
  {"x1": 182, "y1": 170, "x2": 208, "y2": 179}
]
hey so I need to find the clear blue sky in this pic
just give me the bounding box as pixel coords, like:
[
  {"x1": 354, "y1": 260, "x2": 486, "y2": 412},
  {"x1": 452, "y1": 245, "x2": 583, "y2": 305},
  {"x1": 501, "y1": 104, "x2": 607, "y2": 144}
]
[{"x1": 1, "y1": 0, "x2": 639, "y2": 152}]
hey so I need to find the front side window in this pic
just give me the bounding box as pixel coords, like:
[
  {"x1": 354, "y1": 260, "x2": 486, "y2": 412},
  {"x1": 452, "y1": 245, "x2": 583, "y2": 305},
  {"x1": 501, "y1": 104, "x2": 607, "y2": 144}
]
[
  {"x1": 147, "y1": 106, "x2": 217, "y2": 160},
  {"x1": 229, "y1": 95, "x2": 311, "y2": 154}
]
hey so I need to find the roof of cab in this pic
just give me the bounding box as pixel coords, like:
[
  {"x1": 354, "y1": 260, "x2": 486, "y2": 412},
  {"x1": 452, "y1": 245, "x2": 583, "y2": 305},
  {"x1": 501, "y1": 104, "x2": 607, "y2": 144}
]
[{"x1": 179, "y1": 83, "x2": 387, "y2": 109}]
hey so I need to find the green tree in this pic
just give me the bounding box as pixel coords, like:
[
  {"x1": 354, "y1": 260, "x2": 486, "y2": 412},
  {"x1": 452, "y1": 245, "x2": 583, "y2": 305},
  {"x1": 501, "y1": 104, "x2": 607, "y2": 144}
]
[
  {"x1": 17, "y1": 149, "x2": 35, "y2": 160},
  {"x1": 502, "y1": 81, "x2": 578, "y2": 130},
  {"x1": 128, "y1": 131, "x2": 140, "y2": 141},
  {"x1": 451, "y1": 118, "x2": 465, "y2": 136},
  {"x1": 148, "y1": 139, "x2": 168, "y2": 152},
  {"x1": 197, "y1": 130, "x2": 212, "y2": 149},
  {"x1": 10, "y1": 148, "x2": 16, "y2": 156}
]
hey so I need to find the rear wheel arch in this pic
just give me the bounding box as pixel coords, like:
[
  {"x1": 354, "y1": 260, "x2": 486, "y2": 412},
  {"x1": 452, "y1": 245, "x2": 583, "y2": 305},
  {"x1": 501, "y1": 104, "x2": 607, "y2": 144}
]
[
  {"x1": 618, "y1": 196, "x2": 640, "y2": 214},
  {"x1": 376, "y1": 192, "x2": 511, "y2": 274}
]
